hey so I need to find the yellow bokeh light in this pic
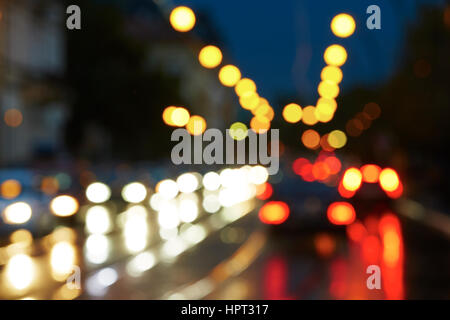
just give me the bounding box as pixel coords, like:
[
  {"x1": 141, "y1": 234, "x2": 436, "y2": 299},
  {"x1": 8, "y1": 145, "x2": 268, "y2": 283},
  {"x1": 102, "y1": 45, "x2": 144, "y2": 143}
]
[
  {"x1": 250, "y1": 117, "x2": 270, "y2": 134},
  {"x1": 331, "y1": 13, "x2": 356, "y2": 38},
  {"x1": 302, "y1": 130, "x2": 321, "y2": 150},
  {"x1": 198, "y1": 45, "x2": 222, "y2": 69},
  {"x1": 229, "y1": 122, "x2": 248, "y2": 141},
  {"x1": 316, "y1": 98, "x2": 337, "y2": 116},
  {"x1": 254, "y1": 103, "x2": 270, "y2": 117},
  {"x1": 282, "y1": 103, "x2": 303, "y2": 123},
  {"x1": 324, "y1": 44, "x2": 348, "y2": 67},
  {"x1": 302, "y1": 106, "x2": 318, "y2": 126},
  {"x1": 343, "y1": 168, "x2": 363, "y2": 191},
  {"x1": 315, "y1": 108, "x2": 334, "y2": 123},
  {"x1": 171, "y1": 107, "x2": 190, "y2": 127},
  {"x1": 318, "y1": 80, "x2": 340, "y2": 99},
  {"x1": 328, "y1": 130, "x2": 347, "y2": 149},
  {"x1": 321, "y1": 66, "x2": 343, "y2": 84},
  {"x1": 169, "y1": 6, "x2": 196, "y2": 32},
  {"x1": 239, "y1": 92, "x2": 260, "y2": 110},
  {"x1": 379, "y1": 169, "x2": 400, "y2": 192},
  {"x1": 235, "y1": 78, "x2": 257, "y2": 97},
  {"x1": 163, "y1": 106, "x2": 177, "y2": 126},
  {"x1": 1, "y1": 179, "x2": 22, "y2": 199},
  {"x1": 186, "y1": 115, "x2": 207, "y2": 135},
  {"x1": 218, "y1": 65, "x2": 241, "y2": 87}
]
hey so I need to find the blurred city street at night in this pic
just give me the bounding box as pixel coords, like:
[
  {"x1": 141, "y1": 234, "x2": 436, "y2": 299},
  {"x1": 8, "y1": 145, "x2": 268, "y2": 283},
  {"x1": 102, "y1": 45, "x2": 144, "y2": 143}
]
[{"x1": 0, "y1": 0, "x2": 449, "y2": 300}]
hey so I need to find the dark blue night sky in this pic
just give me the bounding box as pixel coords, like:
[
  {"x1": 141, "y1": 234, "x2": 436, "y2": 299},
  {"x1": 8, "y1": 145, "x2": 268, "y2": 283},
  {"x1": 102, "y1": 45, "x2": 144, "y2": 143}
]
[{"x1": 173, "y1": 0, "x2": 445, "y2": 104}]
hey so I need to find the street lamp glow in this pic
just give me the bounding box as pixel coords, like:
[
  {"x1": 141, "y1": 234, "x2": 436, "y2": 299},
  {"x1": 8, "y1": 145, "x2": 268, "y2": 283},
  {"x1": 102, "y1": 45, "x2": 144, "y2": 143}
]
[
  {"x1": 169, "y1": 6, "x2": 196, "y2": 32},
  {"x1": 282, "y1": 103, "x2": 303, "y2": 123},
  {"x1": 198, "y1": 45, "x2": 223, "y2": 69},
  {"x1": 331, "y1": 13, "x2": 356, "y2": 38},
  {"x1": 324, "y1": 44, "x2": 348, "y2": 67},
  {"x1": 218, "y1": 65, "x2": 241, "y2": 87},
  {"x1": 235, "y1": 78, "x2": 257, "y2": 97},
  {"x1": 171, "y1": 107, "x2": 190, "y2": 127}
]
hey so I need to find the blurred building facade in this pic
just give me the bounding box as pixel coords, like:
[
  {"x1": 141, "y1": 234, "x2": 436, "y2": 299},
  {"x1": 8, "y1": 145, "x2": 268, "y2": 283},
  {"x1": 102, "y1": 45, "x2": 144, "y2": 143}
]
[{"x1": 0, "y1": 0, "x2": 67, "y2": 165}]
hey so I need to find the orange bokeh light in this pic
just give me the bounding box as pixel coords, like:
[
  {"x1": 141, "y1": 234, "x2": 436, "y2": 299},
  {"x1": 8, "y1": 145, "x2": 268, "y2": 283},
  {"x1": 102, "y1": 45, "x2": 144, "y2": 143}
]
[
  {"x1": 186, "y1": 115, "x2": 207, "y2": 135},
  {"x1": 259, "y1": 201, "x2": 290, "y2": 225},
  {"x1": 327, "y1": 202, "x2": 356, "y2": 225},
  {"x1": 314, "y1": 233, "x2": 336, "y2": 258},
  {"x1": 312, "y1": 162, "x2": 331, "y2": 181},
  {"x1": 302, "y1": 129, "x2": 320, "y2": 150},
  {"x1": 361, "y1": 164, "x2": 381, "y2": 183},
  {"x1": 1, "y1": 180, "x2": 22, "y2": 199}
]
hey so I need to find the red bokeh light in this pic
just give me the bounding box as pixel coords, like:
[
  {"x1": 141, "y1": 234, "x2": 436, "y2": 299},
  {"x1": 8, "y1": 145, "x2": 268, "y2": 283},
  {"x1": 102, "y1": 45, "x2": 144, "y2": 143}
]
[{"x1": 256, "y1": 182, "x2": 273, "y2": 200}]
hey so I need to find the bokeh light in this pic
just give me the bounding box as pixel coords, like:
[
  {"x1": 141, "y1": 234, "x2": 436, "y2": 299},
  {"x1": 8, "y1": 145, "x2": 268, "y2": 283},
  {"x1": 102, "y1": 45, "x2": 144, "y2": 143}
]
[
  {"x1": 282, "y1": 103, "x2": 303, "y2": 123},
  {"x1": 379, "y1": 168, "x2": 400, "y2": 192},
  {"x1": 186, "y1": 115, "x2": 207, "y2": 135},
  {"x1": 162, "y1": 106, "x2": 177, "y2": 126},
  {"x1": 318, "y1": 81, "x2": 340, "y2": 99},
  {"x1": 156, "y1": 179, "x2": 179, "y2": 200},
  {"x1": 239, "y1": 92, "x2": 260, "y2": 110},
  {"x1": 202, "y1": 172, "x2": 221, "y2": 191},
  {"x1": 342, "y1": 168, "x2": 363, "y2": 192},
  {"x1": 1, "y1": 179, "x2": 22, "y2": 199},
  {"x1": 258, "y1": 201, "x2": 290, "y2": 225},
  {"x1": 327, "y1": 130, "x2": 347, "y2": 149},
  {"x1": 218, "y1": 65, "x2": 241, "y2": 87},
  {"x1": 176, "y1": 173, "x2": 199, "y2": 193},
  {"x1": 169, "y1": 6, "x2": 196, "y2": 32},
  {"x1": 86, "y1": 182, "x2": 111, "y2": 204},
  {"x1": 229, "y1": 122, "x2": 248, "y2": 141},
  {"x1": 5, "y1": 254, "x2": 35, "y2": 290},
  {"x1": 361, "y1": 164, "x2": 381, "y2": 183},
  {"x1": 321, "y1": 66, "x2": 343, "y2": 84},
  {"x1": 302, "y1": 129, "x2": 321, "y2": 150},
  {"x1": 331, "y1": 13, "x2": 356, "y2": 38},
  {"x1": 301, "y1": 106, "x2": 318, "y2": 126},
  {"x1": 255, "y1": 182, "x2": 273, "y2": 200},
  {"x1": 324, "y1": 44, "x2": 348, "y2": 67},
  {"x1": 171, "y1": 107, "x2": 190, "y2": 127},
  {"x1": 4, "y1": 109, "x2": 23, "y2": 127},
  {"x1": 327, "y1": 202, "x2": 356, "y2": 225},
  {"x1": 50, "y1": 195, "x2": 79, "y2": 217},
  {"x1": 198, "y1": 45, "x2": 222, "y2": 69},
  {"x1": 122, "y1": 182, "x2": 147, "y2": 203},
  {"x1": 3, "y1": 202, "x2": 32, "y2": 224},
  {"x1": 235, "y1": 78, "x2": 256, "y2": 97},
  {"x1": 250, "y1": 117, "x2": 270, "y2": 134}
]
